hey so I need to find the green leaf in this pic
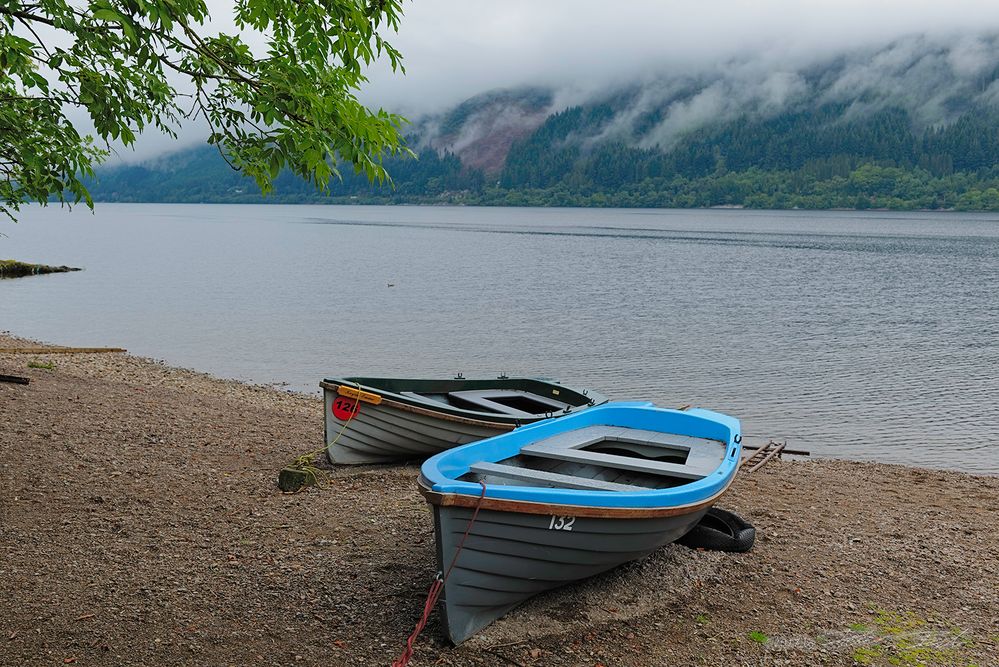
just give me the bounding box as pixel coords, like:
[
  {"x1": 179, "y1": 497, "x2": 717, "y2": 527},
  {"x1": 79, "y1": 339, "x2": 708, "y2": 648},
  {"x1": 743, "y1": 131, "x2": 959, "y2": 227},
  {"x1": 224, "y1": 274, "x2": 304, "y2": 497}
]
[{"x1": 1, "y1": 0, "x2": 408, "y2": 220}]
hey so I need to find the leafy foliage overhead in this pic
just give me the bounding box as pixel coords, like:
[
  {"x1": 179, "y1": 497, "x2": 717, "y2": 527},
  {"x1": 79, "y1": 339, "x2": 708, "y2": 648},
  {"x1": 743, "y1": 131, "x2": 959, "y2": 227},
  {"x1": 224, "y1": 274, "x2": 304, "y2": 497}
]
[{"x1": 0, "y1": 0, "x2": 408, "y2": 219}]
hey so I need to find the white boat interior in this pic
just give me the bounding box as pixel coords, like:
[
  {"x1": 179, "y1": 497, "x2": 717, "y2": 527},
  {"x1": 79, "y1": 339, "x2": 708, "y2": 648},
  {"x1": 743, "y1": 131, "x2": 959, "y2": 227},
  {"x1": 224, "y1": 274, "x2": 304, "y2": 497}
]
[
  {"x1": 460, "y1": 425, "x2": 727, "y2": 491},
  {"x1": 402, "y1": 389, "x2": 575, "y2": 417}
]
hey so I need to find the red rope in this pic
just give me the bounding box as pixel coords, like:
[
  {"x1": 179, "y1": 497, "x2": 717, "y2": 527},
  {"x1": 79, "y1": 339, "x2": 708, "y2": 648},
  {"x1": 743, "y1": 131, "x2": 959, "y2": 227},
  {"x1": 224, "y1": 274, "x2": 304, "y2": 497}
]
[{"x1": 391, "y1": 481, "x2": 488, "y2": 667}]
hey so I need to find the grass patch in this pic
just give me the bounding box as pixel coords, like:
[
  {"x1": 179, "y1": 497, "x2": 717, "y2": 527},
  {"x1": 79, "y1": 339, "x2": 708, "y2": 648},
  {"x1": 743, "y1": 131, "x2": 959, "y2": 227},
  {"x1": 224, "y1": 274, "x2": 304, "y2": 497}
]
[
  {"x1": 853, "y1": 646, "x2": 883, "y2": 664},
  {"x1": 873, "y1": 610, "x2": 926, "y2": 635},
  {"x1": 848, "y1": 609, "x2": 978, "y2": 666},
  {"x1": 27, "y1": 359, "x2": 55, "y2": 370},
  {"x1": 695, "y1": 613, "x2": 710, "y2": 625},
  {"x1": 747, "y1": 631, "x2": 768, "y2": 644}
]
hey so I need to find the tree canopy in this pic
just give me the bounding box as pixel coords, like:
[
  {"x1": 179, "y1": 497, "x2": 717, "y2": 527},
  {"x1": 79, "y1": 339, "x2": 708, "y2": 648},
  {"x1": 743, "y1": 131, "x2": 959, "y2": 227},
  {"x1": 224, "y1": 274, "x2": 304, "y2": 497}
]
[{"x1": 0, "y1": 0, "x2": 408, "y2": 219}]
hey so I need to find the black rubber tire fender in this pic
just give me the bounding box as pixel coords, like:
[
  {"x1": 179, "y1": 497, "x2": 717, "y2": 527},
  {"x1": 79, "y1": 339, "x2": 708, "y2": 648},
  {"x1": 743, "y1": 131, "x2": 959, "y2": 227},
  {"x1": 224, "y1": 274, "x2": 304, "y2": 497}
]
[{"x1": 677, "y1": 507, "x2": 756, "y2": 553}]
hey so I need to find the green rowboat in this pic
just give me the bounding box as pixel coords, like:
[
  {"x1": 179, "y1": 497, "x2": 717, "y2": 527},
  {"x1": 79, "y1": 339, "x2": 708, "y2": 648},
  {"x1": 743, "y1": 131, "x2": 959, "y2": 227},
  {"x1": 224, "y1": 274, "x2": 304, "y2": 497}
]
[{"x1": 320, "y1": 376, "x2": 607, "y2": 464}]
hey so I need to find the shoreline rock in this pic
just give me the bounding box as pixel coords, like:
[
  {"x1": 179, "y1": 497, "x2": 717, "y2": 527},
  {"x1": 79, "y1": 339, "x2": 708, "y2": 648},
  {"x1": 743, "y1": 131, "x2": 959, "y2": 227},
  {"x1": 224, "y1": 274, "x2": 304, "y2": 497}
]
[{"x1": 0, "y1": 259, "x2": 82, "y2": 278}]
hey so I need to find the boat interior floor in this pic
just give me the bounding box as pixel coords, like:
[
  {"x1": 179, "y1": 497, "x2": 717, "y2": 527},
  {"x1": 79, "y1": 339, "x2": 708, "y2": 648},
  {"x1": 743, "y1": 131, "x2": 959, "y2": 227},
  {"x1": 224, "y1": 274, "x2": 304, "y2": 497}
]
[
  {"x1": 400, "y1": 389, "x2": 574, "y2": 418},
  {"x1": 459, "y1": 425, "x2": 728, "y2": 491}
]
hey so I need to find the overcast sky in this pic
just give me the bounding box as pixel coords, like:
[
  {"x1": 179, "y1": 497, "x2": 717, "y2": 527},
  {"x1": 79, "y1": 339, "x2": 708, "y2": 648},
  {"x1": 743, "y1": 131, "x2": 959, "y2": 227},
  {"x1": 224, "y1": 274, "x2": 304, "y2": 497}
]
[
  {"x1": 110, "y1": 0, "x2": 999, "y2": 158},
  {"x1": 359, "y1": 0, "x2": 999, "y2": 114}
]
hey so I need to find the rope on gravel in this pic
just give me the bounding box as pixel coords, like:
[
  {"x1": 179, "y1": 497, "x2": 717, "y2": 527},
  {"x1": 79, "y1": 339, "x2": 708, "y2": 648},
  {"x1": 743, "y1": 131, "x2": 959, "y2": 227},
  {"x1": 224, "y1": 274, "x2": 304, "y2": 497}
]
[
  {"x1": 285, "y1": 381, "x2": 363, "y2": 491},
  {"x1": 391, "y1": 481, "x2": 488, "y2": 667}
]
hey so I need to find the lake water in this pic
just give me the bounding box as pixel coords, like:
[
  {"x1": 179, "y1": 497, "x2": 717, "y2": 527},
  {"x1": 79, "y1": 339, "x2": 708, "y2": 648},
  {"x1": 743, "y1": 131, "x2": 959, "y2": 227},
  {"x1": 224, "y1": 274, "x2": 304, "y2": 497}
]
[{"x1": 2, "y1": 204, "x2": 998, "y2": 473}]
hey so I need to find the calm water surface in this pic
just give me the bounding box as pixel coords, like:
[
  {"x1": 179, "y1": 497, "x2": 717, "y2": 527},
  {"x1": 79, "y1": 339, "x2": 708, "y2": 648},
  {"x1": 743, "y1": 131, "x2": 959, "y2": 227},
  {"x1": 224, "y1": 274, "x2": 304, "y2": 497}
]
[{"x1": 3, "y1": 204, "x2": 998, "y2": 473}]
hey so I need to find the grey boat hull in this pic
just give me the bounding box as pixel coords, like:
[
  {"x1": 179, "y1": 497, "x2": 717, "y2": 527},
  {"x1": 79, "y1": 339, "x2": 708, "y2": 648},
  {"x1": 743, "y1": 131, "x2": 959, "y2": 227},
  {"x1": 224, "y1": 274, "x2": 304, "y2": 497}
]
[
  {"x1": 432, "y1": 503, "x2": 708, "y2": 644},
  {"x1": 324, "y1": 392, "x2": 511, "y2": 464}
]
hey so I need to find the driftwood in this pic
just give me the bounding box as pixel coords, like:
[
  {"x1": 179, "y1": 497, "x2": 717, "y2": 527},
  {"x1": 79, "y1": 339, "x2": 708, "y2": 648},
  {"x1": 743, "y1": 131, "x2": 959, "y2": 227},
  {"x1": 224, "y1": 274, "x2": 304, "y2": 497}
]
[
  {"x1": 0, "y1": 374, "x2": 30, "y2": 385},
  {"x1": 741, "y1": 440, "x2": 797, "y2": 472},
  {"x1": 741, "y1": 443, "x2": 810, "y2": 456}
]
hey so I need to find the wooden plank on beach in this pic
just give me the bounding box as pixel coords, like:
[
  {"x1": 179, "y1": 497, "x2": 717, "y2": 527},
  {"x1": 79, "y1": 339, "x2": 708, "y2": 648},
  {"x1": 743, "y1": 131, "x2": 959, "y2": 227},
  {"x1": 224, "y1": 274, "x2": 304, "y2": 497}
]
[
  {"x1": 741, "y1": 440, "x2": 789, "y2": 472},
  {"x1": 0, "y1": 374, "x2": 30, "y2": 384},
  {"x1": 0, "y1": 347, "x2": 126, "y2": 354},
  {"x1": 742, "y1": 443, "x2": 810, "y2": 456}
]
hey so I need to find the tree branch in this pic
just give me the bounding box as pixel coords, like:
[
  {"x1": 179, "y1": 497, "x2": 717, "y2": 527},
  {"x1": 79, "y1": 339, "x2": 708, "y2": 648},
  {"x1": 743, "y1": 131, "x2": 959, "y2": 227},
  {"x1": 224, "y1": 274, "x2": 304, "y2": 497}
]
[{"x1": 0, "y1": 7, "x2": 56, "y2": 27}]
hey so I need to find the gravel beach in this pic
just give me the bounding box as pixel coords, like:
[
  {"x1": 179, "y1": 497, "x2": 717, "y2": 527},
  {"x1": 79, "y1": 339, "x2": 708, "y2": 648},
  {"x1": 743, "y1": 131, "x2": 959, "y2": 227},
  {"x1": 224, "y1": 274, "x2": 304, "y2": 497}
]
[{"x1": 2, "y1": 333, "x2": 997, "y2": 667}]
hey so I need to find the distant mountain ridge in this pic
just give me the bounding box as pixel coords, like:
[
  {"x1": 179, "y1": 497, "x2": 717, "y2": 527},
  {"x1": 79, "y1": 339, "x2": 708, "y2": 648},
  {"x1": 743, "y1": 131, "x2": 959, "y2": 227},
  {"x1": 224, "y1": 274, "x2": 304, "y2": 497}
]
[{"x1": 88, "y1": 32, "x2": 999, "y2": 210}]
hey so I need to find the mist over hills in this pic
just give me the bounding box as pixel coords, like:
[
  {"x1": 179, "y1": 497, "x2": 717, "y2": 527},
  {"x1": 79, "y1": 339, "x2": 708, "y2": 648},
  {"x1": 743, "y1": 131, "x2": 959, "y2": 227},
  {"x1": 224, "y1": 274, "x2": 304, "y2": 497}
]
[{"x1": 89, "y1": 32, "x2": 999, "y2": 210}]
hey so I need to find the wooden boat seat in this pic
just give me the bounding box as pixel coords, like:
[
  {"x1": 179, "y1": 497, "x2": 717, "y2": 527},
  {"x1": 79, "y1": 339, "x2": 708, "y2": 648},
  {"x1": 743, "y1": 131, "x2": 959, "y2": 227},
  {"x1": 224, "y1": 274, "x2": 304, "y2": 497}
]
[
  {"x1": 520, "y1": 425, "x2": 725, "y2": 480},
  {"x1": 469, "y1": 461, "x2": 648, "y2": 491},
  {"x1": 447, "y1": 389, "x2": 571, "y2": 418}
]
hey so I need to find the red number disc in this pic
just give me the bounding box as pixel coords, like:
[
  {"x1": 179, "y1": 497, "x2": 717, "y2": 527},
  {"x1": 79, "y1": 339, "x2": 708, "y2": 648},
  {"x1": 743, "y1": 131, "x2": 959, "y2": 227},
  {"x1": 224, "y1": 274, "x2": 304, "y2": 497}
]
[{"x1": 332, "y1": 396, "x2": 359, "y2": 421}]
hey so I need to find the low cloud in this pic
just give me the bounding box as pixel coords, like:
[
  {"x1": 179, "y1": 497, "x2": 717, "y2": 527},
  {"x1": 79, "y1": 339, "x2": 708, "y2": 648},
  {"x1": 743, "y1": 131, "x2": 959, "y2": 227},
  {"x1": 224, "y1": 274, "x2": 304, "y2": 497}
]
[
  {"x1": 362, "y1": 0, "x2": 999, "y2": 115},
  {"x1": 552, "y1": 33, "x2": 999, "y2": 151},
  {"x1": 97, "y1": 0, "x2": 999, "y2": 160}
]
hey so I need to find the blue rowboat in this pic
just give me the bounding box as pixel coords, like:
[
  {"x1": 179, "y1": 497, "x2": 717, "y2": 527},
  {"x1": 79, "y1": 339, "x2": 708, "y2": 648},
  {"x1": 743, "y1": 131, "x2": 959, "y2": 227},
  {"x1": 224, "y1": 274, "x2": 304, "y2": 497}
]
[{"x1": 418, "y1": 402, "x2": 742, "y2": 643}]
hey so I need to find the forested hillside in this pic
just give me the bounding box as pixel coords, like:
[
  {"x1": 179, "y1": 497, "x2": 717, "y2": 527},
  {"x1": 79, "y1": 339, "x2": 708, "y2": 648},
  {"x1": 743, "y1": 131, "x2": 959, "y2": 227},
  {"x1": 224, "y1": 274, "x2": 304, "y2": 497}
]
[
  {"x1": 87, "y1": 35, "x2": 999, "y2": 210},
  {"x1": 87, "y1": 103, "x2": 999, "y2": 210}
]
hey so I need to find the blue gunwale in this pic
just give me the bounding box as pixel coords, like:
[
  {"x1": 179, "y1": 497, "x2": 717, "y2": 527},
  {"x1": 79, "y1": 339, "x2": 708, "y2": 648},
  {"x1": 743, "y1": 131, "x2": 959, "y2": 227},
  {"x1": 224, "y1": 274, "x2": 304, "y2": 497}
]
[{"x1": 421, "y1": 402, "x2": 742, "y2": 509}]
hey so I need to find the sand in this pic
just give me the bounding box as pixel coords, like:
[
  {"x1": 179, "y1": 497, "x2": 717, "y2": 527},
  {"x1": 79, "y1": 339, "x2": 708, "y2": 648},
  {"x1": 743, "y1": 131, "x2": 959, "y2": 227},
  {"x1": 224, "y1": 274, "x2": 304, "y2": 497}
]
[{"x1": 1, "y1": 333, "x2": 997, "y2": 666}]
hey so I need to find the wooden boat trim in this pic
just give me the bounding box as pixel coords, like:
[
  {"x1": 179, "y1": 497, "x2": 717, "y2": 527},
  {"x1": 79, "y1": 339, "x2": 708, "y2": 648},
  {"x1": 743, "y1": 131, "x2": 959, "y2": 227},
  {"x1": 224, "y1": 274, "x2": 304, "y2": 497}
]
[
  {"x1": 335, "y1": 385, "x2": 383, "y2": 405},
  {"x1": 417, "y1": 475, "x2": 736, "y2": 519},
  {"x1": 320, "y1": 381, "x2": 518, "y2": 430}
]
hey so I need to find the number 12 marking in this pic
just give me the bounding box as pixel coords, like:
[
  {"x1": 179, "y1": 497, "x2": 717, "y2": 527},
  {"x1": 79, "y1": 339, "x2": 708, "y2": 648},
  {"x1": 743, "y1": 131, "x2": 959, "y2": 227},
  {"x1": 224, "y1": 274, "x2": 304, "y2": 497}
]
[{"x1": 548, "y1": 515, "x2": 575, "y2": 531}]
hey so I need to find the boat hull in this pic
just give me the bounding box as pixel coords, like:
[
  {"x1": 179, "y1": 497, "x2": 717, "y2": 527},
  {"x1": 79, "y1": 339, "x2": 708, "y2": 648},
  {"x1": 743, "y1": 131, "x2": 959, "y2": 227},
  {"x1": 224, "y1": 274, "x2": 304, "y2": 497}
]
[
  {"x1": 432, "y1": 502, "x2": 709, "y2": 644},
  {"x1": 324, "y1": 391, "x2": 512, "y2": 464},
  {"x1": 418, "y1": 403, "x2": 743, "y2": 643}
]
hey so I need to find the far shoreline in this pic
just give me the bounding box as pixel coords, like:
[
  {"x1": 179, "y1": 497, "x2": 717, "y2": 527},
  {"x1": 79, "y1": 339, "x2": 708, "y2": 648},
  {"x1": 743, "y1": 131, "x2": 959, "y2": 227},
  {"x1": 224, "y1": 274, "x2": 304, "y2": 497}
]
[{"x1": 82, "y1": 198, "x2": 988, "y2": 214}]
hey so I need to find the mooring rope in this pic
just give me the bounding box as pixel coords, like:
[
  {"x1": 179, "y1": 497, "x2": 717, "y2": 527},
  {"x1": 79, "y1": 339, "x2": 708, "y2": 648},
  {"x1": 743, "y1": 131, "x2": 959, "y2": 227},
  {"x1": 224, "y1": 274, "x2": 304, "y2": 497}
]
[
  {"x1": 391, "y1": 480, "x2": 488, "y2": 667},
  {"x1": 285, "y1": 381, "x2": 363, "y2": 490}
]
